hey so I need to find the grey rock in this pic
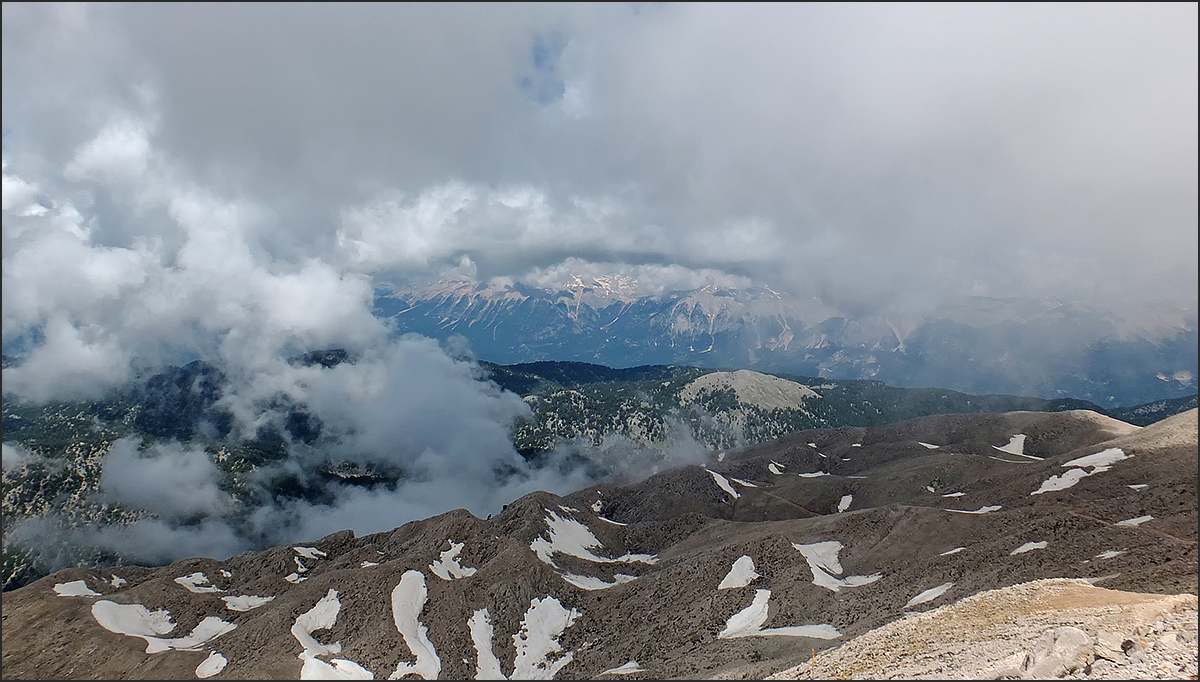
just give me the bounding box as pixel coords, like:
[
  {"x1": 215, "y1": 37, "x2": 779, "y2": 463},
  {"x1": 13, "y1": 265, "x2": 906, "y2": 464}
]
[
  {"x1": 1024, "y1": 626, "x2": 1095, "y2": 679},
  {"x1": 1093, "y1": 631, "x2": 1126, "y2": 662}
]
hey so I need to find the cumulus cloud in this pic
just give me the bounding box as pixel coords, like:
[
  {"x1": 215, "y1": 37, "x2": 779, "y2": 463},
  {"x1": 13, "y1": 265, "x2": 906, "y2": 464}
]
[
  {"x1": 99, "y1": 438, "x2": 232, "y2": 521},
  {"x1": 0, "y1": 2, "x2": 1196, "y2": 567}
]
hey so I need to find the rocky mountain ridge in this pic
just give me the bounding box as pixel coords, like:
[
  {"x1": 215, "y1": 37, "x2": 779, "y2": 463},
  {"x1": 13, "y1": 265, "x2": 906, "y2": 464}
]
[
  {"x1": 373, "y1": 277, "x2": 1198, "y2": 407},
  {"x1": 3, "y1": 408, "x2": 1194, "y2": 680}
]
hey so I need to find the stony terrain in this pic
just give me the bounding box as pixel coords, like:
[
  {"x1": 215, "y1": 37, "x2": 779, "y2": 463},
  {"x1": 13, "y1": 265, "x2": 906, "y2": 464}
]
[
  {"x1": 2, "y1": 408, "x2": 1195, "y2": 680},
  {"x1": 763, "y1": 578, "x2": 1198, "y2": 680}
]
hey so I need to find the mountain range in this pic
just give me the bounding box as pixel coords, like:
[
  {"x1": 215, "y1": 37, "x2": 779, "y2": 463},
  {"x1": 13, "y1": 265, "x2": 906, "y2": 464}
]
[
  {"x1": 3, "y1": 406, "x2": 1195, "y2": 679},
  {"x1": 374, "y1": 277, "x2": 1198, "y2": 407}
]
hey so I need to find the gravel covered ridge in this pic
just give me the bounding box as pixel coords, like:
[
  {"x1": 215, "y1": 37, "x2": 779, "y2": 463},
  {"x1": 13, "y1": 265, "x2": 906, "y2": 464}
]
[{"x1": 763, "y1": 578, "x2": 1198, "y2": 680}]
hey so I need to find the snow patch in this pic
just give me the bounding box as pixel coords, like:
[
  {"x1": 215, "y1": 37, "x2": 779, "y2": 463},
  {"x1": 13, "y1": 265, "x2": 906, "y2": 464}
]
[
  {"x1": 946, "y1": 505, "x2": 1001, "y2": 514},
  {"x1": 430, "y1": 540, "x2": 477, "y2": 580},
  {"x1": 561, "y1": 573, "x2": 637, "y2": 591},
  {"x1": 704, "y1": 468, "x2": 740, "y2": 500},
  {"x1": 601, "y1": 660, "x2": 645, "y2": 675},
  {"x1": 1127, "y1": 484, "x2": 1148, "y2": 490},
  {"x1": 590, "y1": 500, "x2": 602, "y2": 512},
  {"x1": 110, "y1": 575, "x2": 126, "y2": 588},
  {"x1": 918, "y1": 442, "x2": 939, "y2": 449},
  {"x1": 1116, "y1": 515, "x2": 1153, "y2": 526},
  {"x1": 718, "y1": 555, "x2": 760, "y2": 590},
  {"x1": 222, "y1": 595, "x2": 275, "y2": 611},
  {"x1": 469, "y1": 608, "x2": 506, "y2": 680},
  {"x1": 1032, "y1": 447, "x2": 1130, "y2": 495},
  {"x1": 92, "y1": 601, "x2": 236, "y2": 654},
  {"x1": 175, "y1": 572, "x2": 222, "y2": 594},
  {"x1": 285, "y1": 573, "x2": 308, "y2": 583},
  {"x1": 717, "y1": 589, "x2": 841, "y2": 639},
  {"x1": 529, "y1": 509, "x2": 657, "y2": 569},
  {"x1": 390, "y1": 570, "x2": 441, "y2": 680},
  {"x1": 792, "y1": 541, "x2": 881, "y2": 592},
  {"x1": 993, "y1": 434, "x2": 1043, "y2": 460},
  {"x1": 938, "y1": 547, "x2": 965, "y2": 556},
  {"x1": 361, "y1": 561, "x2": 380, "y2": 568},
  {"x1": 597, "y1": 517, "x2": 627, "y2": 526},
  {"x1": 941, "y1": 492, "x2": 965, "y2": 498},
  {"x1": 294, "y1": 546, "x2": 328, "y2": 560},
  {"x1": 797, "y1": 471, "x2": 830, "y2": 478},
  {"x1": 54, "y1": 580, "x2": 100, "y2": 597},
  {"x1": 768, "y1": 462, "x2": 784, "y2": 475},
  {"x1": 511, "y1": 596, "x2": 580, "y2": 680},
  {"x1": 1010, "y1": 541, "x2": 1048, "y2": 555},
  {"x1": 730, "y1": 476, "x2": 759, "y2": 488},
  {"x1": 904, "y1": 582, "x2": 955, "y2": 608},
  {"x1": 196, "y1": 651, "x2": 227, "y2": 678},
  {"x1": 1095, "y1": 550, "x2": 1125, "y2": 560},
  {"x1": 837, "y1": 495, "x2": 853, "y2": 513},
  {"x1": 292, "y1": 589, "x2": 371, "y2": 680}
]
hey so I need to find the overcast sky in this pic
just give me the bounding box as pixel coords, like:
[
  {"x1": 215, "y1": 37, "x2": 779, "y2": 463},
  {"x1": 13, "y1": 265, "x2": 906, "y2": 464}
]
[
  {"x1": 3, "y1": 1, "x2": 1196, "y2": 406},
  {"x1": 2, "y1": 1, "x2": 1196, "y2": 562}
]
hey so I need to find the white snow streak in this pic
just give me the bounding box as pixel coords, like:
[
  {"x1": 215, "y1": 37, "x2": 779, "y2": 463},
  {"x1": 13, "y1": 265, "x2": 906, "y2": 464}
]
[
  {"x1": 792, "y1": 541, "x2": 881, "y2": 592},
  {"x1": 92, "y1": 601, "x2": 236, "y2": 654},
  {"x1": 430, "y1": 540, "x2": 477, "y2": 580},
  {"x1": 469, "y1": 608, "x2": 506, "y2": 680},
  {"x1": 530, "y1": 510, "x2": 657, "y2": 569},
  {"x1": 196, "y1": 651, "x2": 227, "y2": 678},
  {"x1": 768, "y1": 462, "x2": 784, "y2": 475},
  {"x1": 1095, "y1": 550, "x2": 1125, "y2": 560},
  {"x1": 938, "y1": 547, "x2": 965, "y2": 556},
  {"x1": 993, "y1": 434, "x2": 1043, "y2": 460},
  {"x1": 717, "y1": 589, "x2": 841, "y2": 639},
  {"x1": 1032, "y1": 447, "x2": 1130, "y2": 495},
  {"x1": 175, "y1": 572, "x2": 222, "y2": 593},
  {"x1": 704, "y1": 468, "x2": 740, "y2": 500},
  {"x1": 291, "y1": 589, "x2": 372, "y2": 680},
  {"x1": 390, "y1": 570, "x2": 441, "y2": 680},
  {"x1": 1010, "y1": 541, "x2": 1048, "y2": 555},
  {"x1": 797, "y1": 471, "x2": 830, "y2": 478},
  {"x1": 222, "y1": 594, "x2": 275, "y2": 611},
  {"x1": 918, "y1": 442, "x2": 939, "y2": 449},
  {"x1": 903, "y1": 582, "x2": 954, "y2": 608},
  {"x1": 1116, "y1": 516, "x2": 1153, "y2": 526},
  {"x1": 361, "y1": 561, "x2": 380, "y2": 568},
  {"x1": 601, "y1": 660, "x2": 646, "y2": 675},
  {"x1": 941, "y1": 492, "x2": 965, "y2": 498},
  {"x1": 54, "y1": 580, "x2": 100, "y2": 597},
  {"x1": 511, "y1": 596, "x2": 580, "y2": 680},
  {"x1": 718, "y1": 555, "x2": 760, "y2": 590},
  {"x1": 1127, "y1": 484, "x2": 1148, "y2": 490},
  {"x1": 730, "y1": 476, "x2": 759, "y2": 488},
  {"x1": 946, "y1": 505, "x2": 1001, "y2": 514},
  {"x1": 560, "y1": 573, "x2": 637, "y2": 591},
  {"x1": 294, "y1": 546, "x2": 328, "y2": 560}
]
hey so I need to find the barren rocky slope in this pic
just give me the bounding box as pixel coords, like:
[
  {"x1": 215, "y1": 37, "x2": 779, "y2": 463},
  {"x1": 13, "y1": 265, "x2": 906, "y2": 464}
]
[{"x1": 2, "y1": 409, "x2": 1195, "y2": 680}]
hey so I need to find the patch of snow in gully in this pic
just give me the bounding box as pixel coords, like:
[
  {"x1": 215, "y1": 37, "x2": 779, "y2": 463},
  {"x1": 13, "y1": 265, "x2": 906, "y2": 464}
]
[
  {"x1": 768, "y1": 462, "x2": 784, "y2": 474},
  {"x1": 469, "y1": 608, "x2": 506, "y2": 680},
  {"x1": 291, "y1": 589, "x2": 372, "y2": 680},
  {"x1": 530, "y1": 509, "x2": 657, "y2": 568},
  {"x1": 903, "y1": 582, "x2": 954, "y2": 608},
  {"x1": 1010, "y1": 541, "x2": 1048, "y2": 555},
  {"x1": 993, "y1": 434, "x2": 1043, "y2": 459},
  {"x1": 92, "y1": 601, "x2": 236, "y2": 655},
  {"x1": 511, "y1": 596, "x2": 580, "y2": 680},
  {"x1": 718, "y1": 555, "x2": 760, "y2": 589},
  {"x1": 175, "y1": 572, "x2": 223, "y2": 593},
  {"x1": 222, "y1": 594, "x2": 275, "y2": 611},
  {"x1": 1116, "y1": 515, "x2": 1153, "y2": 526},
  {"x1": 294, "y1": 546, "x2": 328, "y2": 560},
  {"x1": 601, "y1": 660, "x2": 646, "y2": 674},
  {"x1": 717, "y1": 589, "x2": 841, "y2": 639},
  {"x1": 837, "y1": 495, "x2": 853, "y2": 513},
  {"x1": 946, "y1": 505, "x2": 1001, "y2": 514},
  {"x1": 792, "y1": 541, "x2": 881, "y2": 592},
  {"x1": 196, "y1": 651, "x2": 227, "y2": 678},
  {"x1": 561, "y1": 573, "x2": 637, "y2": 591},
  {"x1": 390, "y1": 570, "x2": 441, "y2": 680},
  {"x1": 430, "y1": 540, "x2": 477, "y2": 580},
  {"x1": 704, "y1": 468, "x2": 740, "y2": 500},
  {"x1": 53, "y1": 580, "x2": 100, "y2": 597}
]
